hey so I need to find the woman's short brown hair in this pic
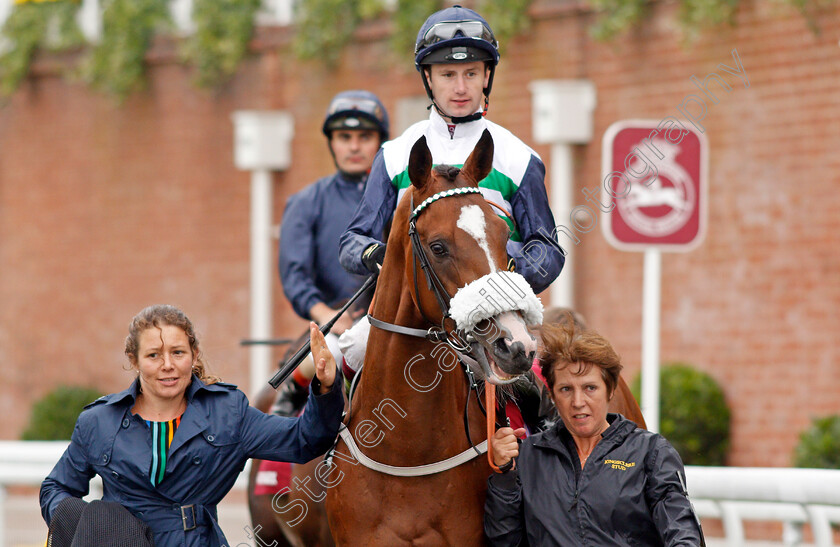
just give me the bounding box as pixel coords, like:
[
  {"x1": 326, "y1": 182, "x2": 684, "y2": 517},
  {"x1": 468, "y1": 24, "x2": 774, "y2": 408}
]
[{"x1": 539, "y1": 313, "x2": 622, "y2": 398}]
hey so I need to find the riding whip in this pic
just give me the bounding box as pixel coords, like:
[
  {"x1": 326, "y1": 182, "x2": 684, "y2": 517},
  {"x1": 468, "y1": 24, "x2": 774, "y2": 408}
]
[{"x1": 268, "y1": 275, "x2": 377, "y2": 389}]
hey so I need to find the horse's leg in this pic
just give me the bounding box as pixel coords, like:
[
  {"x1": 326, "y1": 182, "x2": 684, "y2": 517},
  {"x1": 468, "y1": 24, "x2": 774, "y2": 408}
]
[
  {"x1": 609, "y1": 375, "x2": 647, "y2": 429},
  {"x1": 248, "y1": 484, "x2": 295, "y2": 547},
  {"x1": 275, "y1": 459, "x2": 334, "y2": 547}
]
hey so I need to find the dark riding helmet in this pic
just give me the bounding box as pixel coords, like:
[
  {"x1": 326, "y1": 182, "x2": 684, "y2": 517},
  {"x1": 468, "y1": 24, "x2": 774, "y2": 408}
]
[
  {"x1": 414, "y1": 6, "x2": 500, "y2": 102},
  {"x1": 322, "y1": 90, "x2": 389, "y2": 142}
]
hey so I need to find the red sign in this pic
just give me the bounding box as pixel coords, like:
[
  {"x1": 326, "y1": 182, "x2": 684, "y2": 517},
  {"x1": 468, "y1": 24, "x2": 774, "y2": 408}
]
[{"x1": 601, "y1": 120, "x2": 707, "y2": 251}]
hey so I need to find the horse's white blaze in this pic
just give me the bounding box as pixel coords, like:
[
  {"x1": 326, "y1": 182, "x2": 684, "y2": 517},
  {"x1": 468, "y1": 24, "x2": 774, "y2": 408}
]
[
  {"x1": 457, "y1": 204, "x2": 496, "y2": 273},
  {"x1": 495, "y1": 311, "x2": 537, "y2": 356}
]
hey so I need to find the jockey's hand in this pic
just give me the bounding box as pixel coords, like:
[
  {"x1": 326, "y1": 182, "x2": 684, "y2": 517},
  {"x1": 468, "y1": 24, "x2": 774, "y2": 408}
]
[
  {"x1": 310, "y1": 322, "x2": 336, "y2": 394},
  {"x1": 331, "y1": 312, "x2": 354, "y2": 335},
  {"x1": 492, "y1": 427, "x2": 527, "y2": 468},
  {"x1": 362, "y1": 243, "x2": 386, "y2": 274},
  {"x1": 310, "y1": 302, "x2": 353, "y2": 335}
]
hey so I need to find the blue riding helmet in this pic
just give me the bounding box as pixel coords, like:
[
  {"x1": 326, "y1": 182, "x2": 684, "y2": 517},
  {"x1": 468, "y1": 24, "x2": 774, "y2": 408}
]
[
  {"x1": 322, "y1": 90, "x2": 390, "y2": 142},
  {"x1": 414, "y1": 5, "x2": 500, "y2": 102}
]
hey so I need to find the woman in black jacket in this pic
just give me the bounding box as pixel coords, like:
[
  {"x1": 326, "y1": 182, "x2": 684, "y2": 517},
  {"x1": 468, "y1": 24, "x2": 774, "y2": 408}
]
[{"x1": 484, "y1": 318, "x2": 705, "y2": 546}]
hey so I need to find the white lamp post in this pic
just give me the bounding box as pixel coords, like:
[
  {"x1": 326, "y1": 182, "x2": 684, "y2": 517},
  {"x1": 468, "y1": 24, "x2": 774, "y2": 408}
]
[
  {"x1": 529, "y1": 80, "x2": 597, "y2": 309},
  {"x1": 232, "y1": 111, "x2": 294, "y2": 398}
]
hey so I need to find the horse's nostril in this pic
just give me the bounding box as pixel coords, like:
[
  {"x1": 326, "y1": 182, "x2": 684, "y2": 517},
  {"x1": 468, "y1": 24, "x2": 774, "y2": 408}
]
[{"x1": 493, "y1": 337, "x2": 510, "y2": 356}]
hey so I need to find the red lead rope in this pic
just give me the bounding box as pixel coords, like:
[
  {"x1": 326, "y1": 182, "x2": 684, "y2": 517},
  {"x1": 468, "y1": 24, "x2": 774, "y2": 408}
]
[{"x1": 486, "y1": 380, "x2": 514, "y2": 474}]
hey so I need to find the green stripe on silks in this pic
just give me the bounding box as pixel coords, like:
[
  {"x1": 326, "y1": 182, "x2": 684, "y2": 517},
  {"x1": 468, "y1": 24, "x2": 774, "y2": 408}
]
[
  {"x1": 392, "y1": 166, "x2": 521, "y2": 241},
  {"x1": 150, "y1": 424, "x2": 159, "y2": 486},
  {"x1": 158, "y1": 422, "x2": 167, "y2": 485}
]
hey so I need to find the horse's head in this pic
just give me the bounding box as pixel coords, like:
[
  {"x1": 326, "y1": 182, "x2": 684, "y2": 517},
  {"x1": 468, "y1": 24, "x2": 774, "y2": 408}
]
[{"x1": 403, "y1": 129, "x2": 543, "y2": 384}]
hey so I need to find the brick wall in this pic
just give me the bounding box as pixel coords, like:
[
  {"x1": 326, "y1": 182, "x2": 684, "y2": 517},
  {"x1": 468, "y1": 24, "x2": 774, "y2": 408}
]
[{"x1": 0, "y1": 1, "x2": 838, "y2": 470}]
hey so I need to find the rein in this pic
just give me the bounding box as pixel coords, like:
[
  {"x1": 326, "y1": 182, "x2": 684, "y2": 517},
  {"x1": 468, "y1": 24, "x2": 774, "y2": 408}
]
[{"x1": 485, "y1": 382, "x2": 513, "y2": 474}]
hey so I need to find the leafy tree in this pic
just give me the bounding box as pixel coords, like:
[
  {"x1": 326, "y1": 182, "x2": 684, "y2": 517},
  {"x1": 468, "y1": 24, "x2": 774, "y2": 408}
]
[
  {"x1": 0, "y1": 0, "x2": 833, "y2": 98},
  {"x1": 793, "y1": 415, "x2": 840, "y2": 469},
  {"x1": 632, "y1": 363, "x2": 730, "y2": 465},
  {"x1": 22, "y1": 385, "x2": 104, "y2": 441}
]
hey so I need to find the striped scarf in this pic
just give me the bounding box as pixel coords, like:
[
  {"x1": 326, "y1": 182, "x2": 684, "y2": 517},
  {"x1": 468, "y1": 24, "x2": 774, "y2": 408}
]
[{"x1": 146, "y1": 415, "x2": 181, "y2": 487}]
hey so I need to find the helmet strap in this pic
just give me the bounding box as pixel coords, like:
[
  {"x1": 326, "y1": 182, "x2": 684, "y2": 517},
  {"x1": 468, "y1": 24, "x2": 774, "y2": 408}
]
[
  {"x1": 338, "y1": 170, "x2": 368, "y2": 183},
  {"x1": 447, "y1": 109, "x2": 484, "y2": 124},
  {"x1": 428, "y1": 96, "x2": 487, "y2": 125},
  {"x1": 327, "y1": 136, "x2": 337, "y2": 167},
  {"x1": 483, "y1": 63, "x2": 496, "y2": 100},
  {"x1": 421, "y1": 68, "x2": 435, "y2": 103}
]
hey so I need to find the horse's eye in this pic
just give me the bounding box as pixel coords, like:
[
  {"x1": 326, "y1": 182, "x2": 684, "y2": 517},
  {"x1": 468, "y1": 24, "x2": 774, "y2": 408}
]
[{"x1": 429, "y1": 242, "x2": 448, "y2": 257}]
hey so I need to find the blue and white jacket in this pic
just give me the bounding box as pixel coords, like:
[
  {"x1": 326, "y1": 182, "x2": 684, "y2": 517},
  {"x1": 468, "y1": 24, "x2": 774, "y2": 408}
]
[{"x1": 338, "y1": 110, "x2": 564, "y2": 294}]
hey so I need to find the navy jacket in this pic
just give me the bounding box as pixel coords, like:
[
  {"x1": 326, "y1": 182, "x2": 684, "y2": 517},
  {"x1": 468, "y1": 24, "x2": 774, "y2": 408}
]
[
  {"x1": 485, "y1": 414, "x2": 704, "y2": 546},
  {"x1": 279, "y1": 172, "x2": 369, "y2": 319},
  {"x1": 40, "y1": 375, "x2": 344, "y2": 547},
  {"x1": 339, "y1": 110, "x2": 564, "y2": 294}
]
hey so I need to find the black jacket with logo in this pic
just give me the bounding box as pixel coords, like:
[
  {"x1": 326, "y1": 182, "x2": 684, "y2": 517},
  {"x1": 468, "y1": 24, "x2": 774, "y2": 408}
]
[{"x1": 484, "y1": 414, "x2": 704, "y2": 546}]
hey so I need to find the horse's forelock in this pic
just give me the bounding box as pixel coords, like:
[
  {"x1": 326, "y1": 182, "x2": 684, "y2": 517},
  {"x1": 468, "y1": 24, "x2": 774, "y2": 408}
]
[{"x1": 433, "y1": 164, "x2": 461, "y2": 183}]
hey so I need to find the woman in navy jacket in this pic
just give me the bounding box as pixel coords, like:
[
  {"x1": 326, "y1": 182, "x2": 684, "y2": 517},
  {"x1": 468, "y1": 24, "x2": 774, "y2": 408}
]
[
  {"x1": 485, "y1": 318, "x2": 704, "y2": 546},
  {"x1": 40, "y1": 304, "x2": 344, "y2": 547}
]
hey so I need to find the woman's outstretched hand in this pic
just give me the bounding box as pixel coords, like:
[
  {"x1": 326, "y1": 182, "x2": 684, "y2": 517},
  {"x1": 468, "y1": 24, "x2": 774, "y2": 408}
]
[{"x1": 310, "y1": 322, "x2": 336, "y2": 394}]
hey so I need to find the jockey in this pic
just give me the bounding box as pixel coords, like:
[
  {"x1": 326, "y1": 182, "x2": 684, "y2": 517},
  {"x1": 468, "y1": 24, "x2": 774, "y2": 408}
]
[
  {"x1": 337, "y1": 6, "x2": 564, "y2": 433},
  {"x1": 339, "y1": 6, "x2": 563, "y2": 291},
  {"x1": 274, "y1": 90, "x2": 389, "y2": 417}
]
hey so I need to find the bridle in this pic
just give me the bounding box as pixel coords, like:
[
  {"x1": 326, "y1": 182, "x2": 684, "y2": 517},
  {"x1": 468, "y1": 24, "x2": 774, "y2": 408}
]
[
  {"x1": 367, "y1": 185, "x2": 531, "y2": 382},
  {"x1": 407, "y1": 187, "x2": 481, "y2": 352},
  {"x1": 333, "y1": 185, "x2": 519, "y2": 476}
]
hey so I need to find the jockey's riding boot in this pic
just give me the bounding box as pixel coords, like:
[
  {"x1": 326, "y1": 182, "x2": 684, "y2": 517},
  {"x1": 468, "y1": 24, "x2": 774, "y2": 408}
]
[
  {"x1": 270, "y1": 378, "x2": 309, "y2": 417},
  {"x1": 511, "y1": 369, "x2": 559, "y2": 432}
]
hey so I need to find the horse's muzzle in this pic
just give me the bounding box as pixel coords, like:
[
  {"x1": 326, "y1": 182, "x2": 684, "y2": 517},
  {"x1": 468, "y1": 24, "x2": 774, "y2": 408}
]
[{"x1": 468, "y1": 311, "x2": 537, "y2": 383}]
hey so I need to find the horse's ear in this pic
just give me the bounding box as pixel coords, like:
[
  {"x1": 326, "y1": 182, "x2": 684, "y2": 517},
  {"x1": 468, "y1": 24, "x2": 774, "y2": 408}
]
[
  {"x1": 461, "y1": 129, "x2": 494, "y2": 187},
  {"x1": 408, "y1": 135, "x2": 433, "y2": 191}
]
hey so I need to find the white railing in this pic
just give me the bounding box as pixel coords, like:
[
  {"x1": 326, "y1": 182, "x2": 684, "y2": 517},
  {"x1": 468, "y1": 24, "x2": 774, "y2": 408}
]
[
  {"x1": 2, "y1": 443, "x2": 840, "y2": 547},
  {"x1": 686, "y1": 466, "x2": 840, "y2": 547},
  {"x1": 0, "y1": 440, "x2": 249, "y2": 547},
  {"x1": 0, "y1": 441, "x2": 102, "y2": 547}
]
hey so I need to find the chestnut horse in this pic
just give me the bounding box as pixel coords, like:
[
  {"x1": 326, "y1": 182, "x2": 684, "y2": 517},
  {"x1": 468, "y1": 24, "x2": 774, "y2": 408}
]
[
  {"x1": 251, "y1": 131, "x2": 645, "y2": 545},
  {"x1": 324, "y1": 131, "x2": 531, "y2": 544}
]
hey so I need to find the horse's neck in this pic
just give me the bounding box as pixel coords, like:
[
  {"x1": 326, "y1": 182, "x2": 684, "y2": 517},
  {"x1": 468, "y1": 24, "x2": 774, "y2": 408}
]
[
  {"x1": 357, "y1": 266, "x2": 474, "y2": 456},
  {"x1": 365, "y1": 279, "x2": 457, "y2": 403}
]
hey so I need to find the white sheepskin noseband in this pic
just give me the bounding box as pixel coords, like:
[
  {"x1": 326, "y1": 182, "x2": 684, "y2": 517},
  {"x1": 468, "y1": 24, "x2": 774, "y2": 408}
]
[{"x1": 449, "y1": 271, "x2": 543, "y2": 332}]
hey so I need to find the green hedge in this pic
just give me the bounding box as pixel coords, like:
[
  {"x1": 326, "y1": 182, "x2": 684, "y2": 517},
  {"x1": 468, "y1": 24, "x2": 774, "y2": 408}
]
[
  {"x1": 22, "y1": 385, "x2": 104, "y2": 441},
  {"x1": 632, "y1": 363, "x2": 730, "y2": 466},
  {"x1": 793, "y1": 415, "x2": 840, "y2": 469}
]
